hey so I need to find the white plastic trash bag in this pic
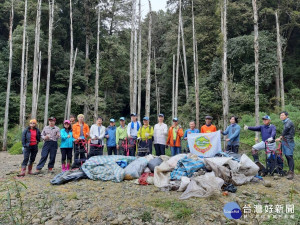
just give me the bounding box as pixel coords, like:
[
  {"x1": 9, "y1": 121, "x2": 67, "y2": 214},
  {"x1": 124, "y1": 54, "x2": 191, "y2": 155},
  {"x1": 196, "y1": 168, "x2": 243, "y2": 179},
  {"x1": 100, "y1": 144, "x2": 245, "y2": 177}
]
[
  {"x1": 124, "y1": 157, "x2": 148, "y2": 180},
  {"x1": 154, "y1": 161, "x2": 174, "y2": 188},
  {"x1": 178, "y1": 176, "x2": 191, "y2": 192}
]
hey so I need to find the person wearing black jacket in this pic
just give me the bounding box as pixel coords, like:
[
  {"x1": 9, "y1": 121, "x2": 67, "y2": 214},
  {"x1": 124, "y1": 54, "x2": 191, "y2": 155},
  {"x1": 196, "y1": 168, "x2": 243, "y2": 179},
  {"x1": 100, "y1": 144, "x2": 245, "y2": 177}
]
[
  {"x1": 18, "y1": 119, "x2": 41, "y2": 176},
  {"x1": 276, "y1": 111, "x2": 295, "y2": 180}
]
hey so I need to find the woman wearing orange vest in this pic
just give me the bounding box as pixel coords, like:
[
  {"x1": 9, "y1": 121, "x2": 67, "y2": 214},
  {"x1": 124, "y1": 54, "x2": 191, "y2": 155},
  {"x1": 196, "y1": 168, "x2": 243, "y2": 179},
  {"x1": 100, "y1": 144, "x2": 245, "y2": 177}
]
[
  {"x1": 166, "y1": 118, "x2": 184, "y2": 156},
  {"x1": 72, "y1": 114, "x2": 89, "y2": 168}
]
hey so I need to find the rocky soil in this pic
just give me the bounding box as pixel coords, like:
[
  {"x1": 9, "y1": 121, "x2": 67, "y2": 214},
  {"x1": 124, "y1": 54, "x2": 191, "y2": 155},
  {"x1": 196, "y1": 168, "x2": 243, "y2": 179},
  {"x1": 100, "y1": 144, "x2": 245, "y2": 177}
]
[{"x1": 0, "y1": 151, "x2": 299, "y2": 225}]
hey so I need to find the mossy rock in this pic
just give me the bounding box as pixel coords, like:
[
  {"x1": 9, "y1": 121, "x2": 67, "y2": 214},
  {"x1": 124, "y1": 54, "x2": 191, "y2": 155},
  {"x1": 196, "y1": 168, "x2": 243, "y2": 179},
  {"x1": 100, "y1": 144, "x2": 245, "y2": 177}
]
[{"x1": 8, "y1": 142, "x2": 23, "y2": 155}]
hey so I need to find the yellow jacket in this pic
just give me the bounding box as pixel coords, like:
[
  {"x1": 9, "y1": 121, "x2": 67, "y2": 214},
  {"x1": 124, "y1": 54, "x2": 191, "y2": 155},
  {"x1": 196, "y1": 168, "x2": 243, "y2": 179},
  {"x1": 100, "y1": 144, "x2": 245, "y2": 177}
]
[{"x1": 137, "y1": 125, "x2": 154, "y2": 141}]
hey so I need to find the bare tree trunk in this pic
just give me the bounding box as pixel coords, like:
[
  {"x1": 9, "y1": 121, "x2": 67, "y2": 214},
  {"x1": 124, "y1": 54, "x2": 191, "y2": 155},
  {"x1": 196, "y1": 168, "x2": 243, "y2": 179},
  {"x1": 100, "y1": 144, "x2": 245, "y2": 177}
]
[
  {"x1": 65, "y1": 0, "x2": 74, "y2": 119},
  {"x1": 94, "y1": 5, "x2": 100, "y2": 122},
  {"x1": 154, "y1": 49, "x2": 159, "y2": 114},
  {"x1": 180, "y1": 14, "x2": 188, "y2": 102},
  {"x1": 252, "y1": 0, "x2": 260, "y2": 142},
  {"x1": 145, "y1": 0, "x2": 152, "y2": 117},
  {"x1": 19, "y1": 0, "x2": 27, "y2": 128},
  {"x1": 36, "y1": 51, "x2": 42, "y2": 111},
  {"x1": 109, "y1": 0, "x2": 116, "y2": 35},
  {"x1": 172, "y1": 54, "x2": 175, "y2": 119},
  {"x1": 192, "y1": 0, "x2": 200, "y2": 130},
  {"x1": 129, "y1": 0, "x2": 137, "y2": 113},
  {"x1": 31, "y1": 0, "x2": 42, "y2": 119},
  {"x1": 175, "y1": 0, "x2": 181, "y2": 118},
  {"x1": 44, "y1": 0, "x2": 54, "y2": 126},
  {"x1": 275, "y1": 66, "x2": 280, "y2": 107},
  {"x1": 137, "y1": 0, "x2": 142, "y2": 121},
  {"x1": 275, "y1": 11, "x2": 285, "y2": 110},
  {"x1": 3, "y1": 0, "x2": 14, "y2": 151},
  {"x1": 222, "y1": 0, "x2": 229, "y2": 131},
  {"x1": 133, "y1": 14, "x2": 138, "y2": 114},
  {"x1": 22, "y1": 37, "x2": 29, "y2": 130}
]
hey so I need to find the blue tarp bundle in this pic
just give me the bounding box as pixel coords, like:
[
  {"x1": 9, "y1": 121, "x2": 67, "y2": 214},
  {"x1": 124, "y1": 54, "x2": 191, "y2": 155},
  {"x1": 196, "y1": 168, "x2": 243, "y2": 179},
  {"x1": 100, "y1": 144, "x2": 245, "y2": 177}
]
[
  {"x1": 81, "y1": 155, "x2": 136, "y2": 182},
  {"x1": 170, "y1": 156, "x2": 205, "y2": 180}
]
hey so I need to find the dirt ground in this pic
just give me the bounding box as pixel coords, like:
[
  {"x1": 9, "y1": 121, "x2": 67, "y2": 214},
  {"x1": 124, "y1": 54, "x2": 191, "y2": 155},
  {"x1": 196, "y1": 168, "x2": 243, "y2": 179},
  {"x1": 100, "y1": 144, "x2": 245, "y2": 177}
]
[{"x1": 0, "y1": 151, "x2": 299, "y2": 225}]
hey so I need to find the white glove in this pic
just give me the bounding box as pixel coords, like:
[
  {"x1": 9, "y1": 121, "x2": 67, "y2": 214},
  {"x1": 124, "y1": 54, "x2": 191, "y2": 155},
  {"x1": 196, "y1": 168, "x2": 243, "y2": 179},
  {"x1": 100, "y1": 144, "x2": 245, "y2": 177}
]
[
  {"x1": 244, "y1": 125, "x2": 248, "y2": 131},
  {"x1": 137, "y1": 137, "x2": 141, "y2": 140},
  {"x1": 267, "y1": 137, "x2": 273, "y2": 142},
  {"x1": 145, "y1": 133, "x2": 149, "y2": 137}
]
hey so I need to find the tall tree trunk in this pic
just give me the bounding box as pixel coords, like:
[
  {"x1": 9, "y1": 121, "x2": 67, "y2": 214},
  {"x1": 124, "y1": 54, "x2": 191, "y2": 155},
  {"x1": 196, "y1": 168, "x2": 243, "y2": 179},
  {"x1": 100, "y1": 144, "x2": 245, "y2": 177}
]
[
  {"x1": 31, "y1": 0, "x2": 42, "y2": 119},
  {"x1": 172, "y1": 54, "x2": 175, "y2": 119},
  {"x1": 275, "y1": 11, "x2": 285, "y2": 110},
  {"x1": 44, "y1": 0, "x2": 54, "y2": 126},
  {"x1": 180, "y1": 14, "x2": 188, "y2": 102},
  {"x1": 65, "y1": 0, "x2": 74, "y2": 119},
  {"x1": 3, "y1": 0, "x2": 14, "y2": 151},
  {"x1": 145, "y1": 0, "x2": 152, "y2": 117},
  {"x1": 222, "y1": 0, "x2": 229, "y2": 130},
  {"x1": 275, "y1": 66, "x2": 280, "y2": 107},
  {"x1": 94, "y1": 5, "x2": 100, "y2": 122},
  {"x1": 133, "y1": 8, "x2": 138, "y2": 114},
  {"x1": 109, "y1": 0, "x2": 116, "y2": 35},
  {"x1": 19, "y1": 0, "x2": 28, "y2": 128},
  {"x1": 137, "y1": 0, "x2": 142, "y2": 121},
  {"x1": 83, "y1": 0, "x2": 91, "y2": 121},
  {"x1": 154, "y1": 49, "x2": 159, "y2": 114},
  {"x1": 36, "y1": 51, "x2": 42, "y2": 111},
  {"x1": 129, "y1": 0, "x2": 137, "y2": 113},
  {"x1": 22, "y1": 37, "x2": 29, "y2": 130},
  {"x1": 175, "y1": 0, "x2": 181, "y2": 118},
  {"x1": 252, "y1": 0, "x2": 260, "y2": 142},
  {"x1": 192, "y1": 0, "x2": 200, "y2": 130}
]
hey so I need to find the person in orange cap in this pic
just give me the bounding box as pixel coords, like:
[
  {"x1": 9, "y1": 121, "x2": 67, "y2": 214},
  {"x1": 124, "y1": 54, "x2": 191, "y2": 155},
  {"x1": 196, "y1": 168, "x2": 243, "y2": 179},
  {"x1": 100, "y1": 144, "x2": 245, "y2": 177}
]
[{"x1": 18, "y1": 119, "x2": 41, "y2": 176}]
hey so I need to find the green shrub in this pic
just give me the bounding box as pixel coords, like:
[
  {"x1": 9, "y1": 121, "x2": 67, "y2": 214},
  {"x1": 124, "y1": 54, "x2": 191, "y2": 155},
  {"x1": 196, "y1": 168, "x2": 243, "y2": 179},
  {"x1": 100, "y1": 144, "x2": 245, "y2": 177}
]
[{"x1": 8, "y1": 141, "x2": 23, "y2": 155}]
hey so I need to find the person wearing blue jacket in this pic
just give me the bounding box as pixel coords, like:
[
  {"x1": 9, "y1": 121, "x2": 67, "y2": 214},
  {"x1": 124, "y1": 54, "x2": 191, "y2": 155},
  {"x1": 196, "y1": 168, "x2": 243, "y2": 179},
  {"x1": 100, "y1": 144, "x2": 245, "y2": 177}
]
[
  {"x1": 183, "y1": 121, "x2": 200, "y2": 152},
  {"x1": 222, "y1": 116, "x2": 241, "y2": 153},
  {"x1": 244, "y1": 115, "x2": 276, "y2": 162},
  {"x1": 60, "y1": 120, "x2": 74, "y2": 171},
  {"x1": 105, "y1": 119, "x2": 117, "y2": 155}
]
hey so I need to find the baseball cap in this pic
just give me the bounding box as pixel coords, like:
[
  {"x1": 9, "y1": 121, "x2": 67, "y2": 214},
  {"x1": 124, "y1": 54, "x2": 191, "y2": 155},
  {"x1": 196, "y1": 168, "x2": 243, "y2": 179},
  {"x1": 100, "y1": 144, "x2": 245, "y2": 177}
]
[
  {"x1": 205, "y1": 115, "x2": 213, "y2": 120},
  {"x1": 110, "y1": 119, "x2": 115, "y2": 123},
  {"x1": 143, "y1": 117, "x2": 149, "y2": 121},
  {"x1": 158, "y1": 113, "x2": 164, "y2": 117},
  {"x1": 262, "y1": 115, "x2": 271, "y2": 120},
  {"x1": 173, "y1": 117, "x2": 178, "y2": 122},
  {"x1": 48, "y1": 117, "x2": 56, "y2": 121},
  {"x1": 130, "y1": 113, "x2": 137, "y2": 117},
  {"x1": 64, "y1": 120, "x2": 71, "y2": 124},
  {"x1": 120, "y1": 117, "x2": 125, "y2": 121}
]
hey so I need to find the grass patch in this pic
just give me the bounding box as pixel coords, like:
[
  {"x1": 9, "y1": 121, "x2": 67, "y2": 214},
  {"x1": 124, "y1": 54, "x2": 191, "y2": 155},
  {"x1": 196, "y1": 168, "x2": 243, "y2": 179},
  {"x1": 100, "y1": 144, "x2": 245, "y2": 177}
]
[
  {"x1": 151, "y1": 199, "x2": 194, "y2": 220},
  {"x1": 8, "y1": 142, "x2": 23, "y2": 155},
  {"x1": 140, "y1": 211, "x2": 152, "y2": 222}
]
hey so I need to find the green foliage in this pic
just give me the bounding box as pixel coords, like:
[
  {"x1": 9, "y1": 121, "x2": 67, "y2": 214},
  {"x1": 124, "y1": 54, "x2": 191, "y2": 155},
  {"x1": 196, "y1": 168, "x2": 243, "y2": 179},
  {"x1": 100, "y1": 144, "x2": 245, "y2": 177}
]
[
  {"x1": 140, "y1": 211, "x2": 152, "y2": 222},
  {"x1": 8, "y1": 141, "x2": 23, "y2": 155}
]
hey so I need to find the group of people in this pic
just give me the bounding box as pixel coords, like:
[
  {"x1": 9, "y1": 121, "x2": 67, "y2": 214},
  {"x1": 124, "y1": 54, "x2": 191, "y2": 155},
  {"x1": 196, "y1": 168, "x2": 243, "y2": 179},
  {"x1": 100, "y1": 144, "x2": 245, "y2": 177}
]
[{"x1": 19, "y1": 111, "x2": 295, "y2": 180}]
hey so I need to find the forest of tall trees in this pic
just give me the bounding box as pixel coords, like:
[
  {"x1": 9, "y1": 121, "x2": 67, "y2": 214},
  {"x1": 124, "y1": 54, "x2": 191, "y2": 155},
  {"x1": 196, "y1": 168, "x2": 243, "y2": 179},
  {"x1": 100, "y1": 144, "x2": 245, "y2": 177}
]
[{"x1": 1, "y1": 0, "x2": 300, "y2": 150}]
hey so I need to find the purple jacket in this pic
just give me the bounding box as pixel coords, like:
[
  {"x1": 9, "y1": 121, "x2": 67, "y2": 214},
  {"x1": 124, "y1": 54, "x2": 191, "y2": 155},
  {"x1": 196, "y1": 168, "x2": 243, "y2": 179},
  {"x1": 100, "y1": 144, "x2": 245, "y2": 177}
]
[{"x1": 248, "y1": 124, "x2": 276, "y2": 142}]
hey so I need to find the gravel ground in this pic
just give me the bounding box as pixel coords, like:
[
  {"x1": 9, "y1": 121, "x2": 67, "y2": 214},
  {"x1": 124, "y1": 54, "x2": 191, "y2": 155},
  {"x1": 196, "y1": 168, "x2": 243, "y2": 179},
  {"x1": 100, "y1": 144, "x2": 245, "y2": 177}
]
[{"x1": 0, "y1": 151, "x2": 299, "y2": 225}]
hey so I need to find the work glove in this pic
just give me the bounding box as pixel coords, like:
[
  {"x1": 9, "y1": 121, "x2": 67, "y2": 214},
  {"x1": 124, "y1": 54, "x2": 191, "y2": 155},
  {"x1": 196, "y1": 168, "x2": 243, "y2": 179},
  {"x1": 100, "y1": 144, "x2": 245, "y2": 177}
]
[
  {"x1": 244, "y1": 125, "x2": 248, "y2": 131},
  {"x1": 145, "y1": 133, "x2": 149, "y2": 138},
  {"x1": 267, "y1": 137, "x2": 273, "y2": 142}
]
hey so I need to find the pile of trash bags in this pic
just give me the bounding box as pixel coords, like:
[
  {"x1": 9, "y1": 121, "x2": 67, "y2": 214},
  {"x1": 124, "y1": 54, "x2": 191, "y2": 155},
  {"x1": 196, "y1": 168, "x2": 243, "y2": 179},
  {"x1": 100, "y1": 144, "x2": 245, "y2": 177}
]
[{"x1": 50, "y1": 153, "x2": 259, "y2": 199}]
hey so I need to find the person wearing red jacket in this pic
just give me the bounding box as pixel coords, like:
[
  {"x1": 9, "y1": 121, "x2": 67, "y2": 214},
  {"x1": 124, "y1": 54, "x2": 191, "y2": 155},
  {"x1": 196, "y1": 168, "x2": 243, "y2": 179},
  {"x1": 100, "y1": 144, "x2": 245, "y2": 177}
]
[{"x1": 166, "y1": 118, "x2": 184, "y2": 156}]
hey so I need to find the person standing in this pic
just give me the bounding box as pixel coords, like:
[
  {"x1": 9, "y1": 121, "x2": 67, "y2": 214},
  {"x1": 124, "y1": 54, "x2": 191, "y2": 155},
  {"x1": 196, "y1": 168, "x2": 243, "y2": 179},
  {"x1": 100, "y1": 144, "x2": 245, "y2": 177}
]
[
  {"x1": 72, "y1": 114, "x2": 90, "y2": 168},
  {"x1": 222, "y1": 116, "x2": 241, "y2": 153},
  {"x1": 105, "y1": 119, "x2": 117, "y2": 155},
  {"x1": 18, "y1": 119, "x2": 41, "y2": 176},
  {"x1": 89, "y1": 117, "x2": 106, "y2": 157},
  {"x1": 34, "y1": 117, "x2": 60, "y2": 174},
  {"x1": 166, "y1": 118, "x2": 184, "y2": 156},
  {"x1": 69, "y1": 114, "x2": 76, "y2": 126},
  {"x1": 116, "y1": 117, "x2": 128, "y2": 155},
  {"x1": 244, "y1": 115, "x2": 276, "y2": 163},
  {"x1": 137, "y1": 117, "x2": 154, "y2": 156},
  {"x1": 127, "y1": 113, "x2": 141, "y2": 156},
  {"x1": 276, "y1": 111, "x2": 295, "y2": 180},
  {"x1": 60, "y1": 120, "x2": 73, "y2": 171},
  {"x1": 184, "y1": 121, "x2": 200, "y2": 152},
  {"x1": 201, "y1": 116, "x2": 217, "y2": 133},
  {"x1": 153, "y1": 114, "x2": 168, "y2": 156}
]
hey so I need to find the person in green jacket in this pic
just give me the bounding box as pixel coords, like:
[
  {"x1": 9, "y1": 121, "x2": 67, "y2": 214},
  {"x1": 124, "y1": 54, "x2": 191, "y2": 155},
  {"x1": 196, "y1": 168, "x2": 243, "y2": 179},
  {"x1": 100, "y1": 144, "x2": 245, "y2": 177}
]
[{"x1": 116, "y1": 117, "x2": 128, "y2": 155}]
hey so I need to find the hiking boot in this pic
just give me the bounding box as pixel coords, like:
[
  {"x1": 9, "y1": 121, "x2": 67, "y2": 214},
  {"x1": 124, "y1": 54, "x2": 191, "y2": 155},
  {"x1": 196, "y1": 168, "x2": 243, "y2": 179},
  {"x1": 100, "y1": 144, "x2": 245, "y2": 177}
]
[
  {"x1": 287, "y1": 171, "x2": 294, "y2": 180},
  {"x1": 48, "y1": 168, "x2": 54, "y2": 173},
  {"x1": 28, "y1": 164, "x2": 33, "y2": 175},
  {"x1": 66, "y1": 163, "x2": 70, "y2": 171},
  {"x1": 17, "y1": 167, "x2": 26, "y2": 177},
  {"x1": 61, "y1": 164, "x2": 66, "y2": 172},
  {"x1": 33, "y1": 169, "x2": 41, "y2": 175}
]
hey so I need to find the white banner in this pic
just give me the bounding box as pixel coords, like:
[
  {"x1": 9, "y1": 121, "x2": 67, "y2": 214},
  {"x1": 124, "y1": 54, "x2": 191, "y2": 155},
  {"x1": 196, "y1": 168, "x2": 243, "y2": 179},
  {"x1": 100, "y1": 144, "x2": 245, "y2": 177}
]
[{"x1": 187, "y1": 131, "x2": 222, "y2": 157}]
